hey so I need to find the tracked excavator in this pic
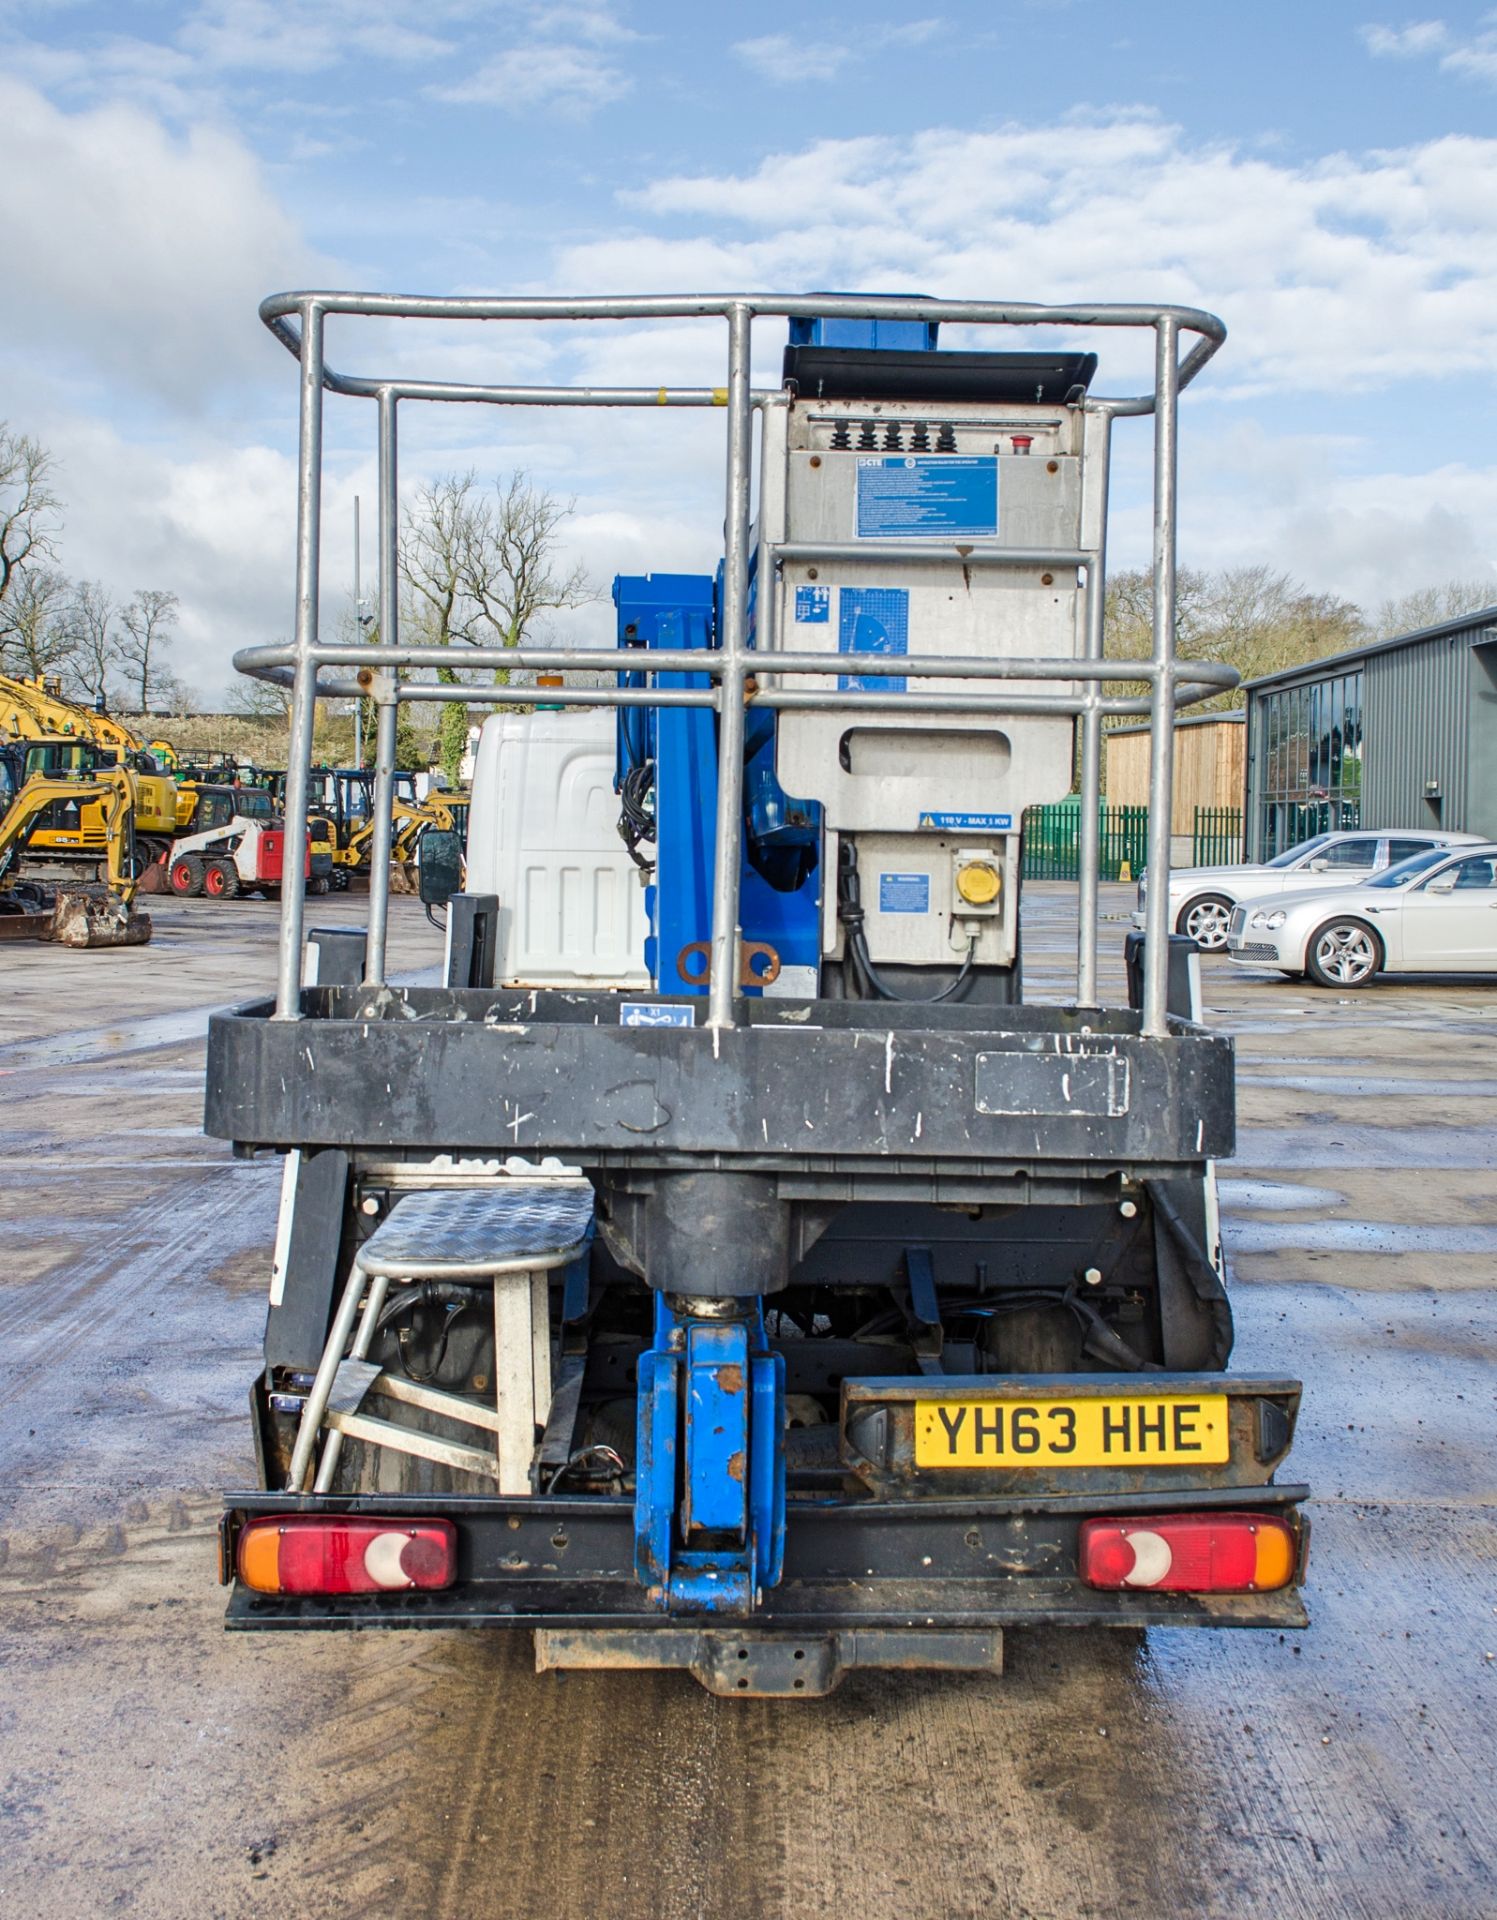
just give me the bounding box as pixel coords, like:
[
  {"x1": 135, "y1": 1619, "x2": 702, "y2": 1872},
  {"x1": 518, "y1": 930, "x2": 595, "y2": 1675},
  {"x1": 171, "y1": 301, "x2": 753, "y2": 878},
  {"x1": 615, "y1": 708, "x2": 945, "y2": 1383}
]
[
  {"x1": 0, "y1": 746, "x2": 152, "y2": 947},
  {"x1": 0, "y1": 673, "x2": 178, "y2": 870}
]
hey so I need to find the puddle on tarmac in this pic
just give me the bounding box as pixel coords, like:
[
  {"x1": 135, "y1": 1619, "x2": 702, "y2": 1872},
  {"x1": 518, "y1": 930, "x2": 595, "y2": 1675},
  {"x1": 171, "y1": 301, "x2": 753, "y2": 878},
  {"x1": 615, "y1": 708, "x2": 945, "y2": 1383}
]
[
  {"x1": 0, "y1": 1006, "x2": 222, "y2": 1071},
  {"x1": 0, "y1": 964, "x2": 441, "y2": 1073},
  {"x1": 1225, "y1": 1218, "x2": 1497, "y2": 1254},
  {"x1": 1217, "y1": 1178, "x2": 1347, "y2": 1212},
  {"x1": 1239, "y1": 1072, "x2": 1497, "y2": 1098}
]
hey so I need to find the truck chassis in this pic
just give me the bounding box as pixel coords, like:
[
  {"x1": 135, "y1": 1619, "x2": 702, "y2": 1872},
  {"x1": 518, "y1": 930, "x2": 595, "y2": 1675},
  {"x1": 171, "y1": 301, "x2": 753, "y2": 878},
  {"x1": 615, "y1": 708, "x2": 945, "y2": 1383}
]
[{"x1": 210, "y1": 288, "x2": 1308, "y2": 1694}]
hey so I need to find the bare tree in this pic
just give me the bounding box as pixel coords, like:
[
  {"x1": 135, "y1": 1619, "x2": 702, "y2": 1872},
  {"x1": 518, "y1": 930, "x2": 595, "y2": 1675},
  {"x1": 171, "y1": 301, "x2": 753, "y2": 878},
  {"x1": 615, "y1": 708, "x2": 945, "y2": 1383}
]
[
  {"x1": 1370, "y1": 579, "x2": 1497, "y2": 640},
  {"x1": 0, "y1": 566, "x2": 75, "y2": 678},
  {"x1": 0, "y1": 426, "x2": 62, "y2": 612},
  {"x1": 228, "y1": 671, "x2": 292, "y2": 722},
  {"x1": 150, "y1": 670, "x2": 197, "y2": 715},
  {"x1": 400, "y1": 470, "x2": 595, "y2": 776},
  {"x1": 1105, "y1": 565, "x2": 1365, "y2": 711},
  {"x1": 464, "y1": 471, "x2": 593, "y2": 650},
  {"x1": 62, "y1": 578, "x2": 118, "y2": 706},
  {"x1": 117, "y1": 589, "x2": 180, "y2": 711}
]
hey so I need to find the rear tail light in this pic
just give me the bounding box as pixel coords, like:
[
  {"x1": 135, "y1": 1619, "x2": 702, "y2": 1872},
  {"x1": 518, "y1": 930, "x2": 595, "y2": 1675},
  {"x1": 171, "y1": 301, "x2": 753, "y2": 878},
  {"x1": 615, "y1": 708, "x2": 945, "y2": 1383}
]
[
  {"x1": 1079, "y1": 1512, "x2": 1295, "y2": 1593},
  {"x1": 237, "y1": 1517, "x2": 457, "y2": 1595}
]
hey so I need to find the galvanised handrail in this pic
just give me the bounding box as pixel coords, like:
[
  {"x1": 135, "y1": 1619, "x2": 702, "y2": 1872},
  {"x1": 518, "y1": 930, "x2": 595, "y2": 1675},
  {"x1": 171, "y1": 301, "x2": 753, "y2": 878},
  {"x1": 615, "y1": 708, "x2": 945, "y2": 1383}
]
[{"x1": 241, "y1": 290, "x2": 1233, "y2": 1037}]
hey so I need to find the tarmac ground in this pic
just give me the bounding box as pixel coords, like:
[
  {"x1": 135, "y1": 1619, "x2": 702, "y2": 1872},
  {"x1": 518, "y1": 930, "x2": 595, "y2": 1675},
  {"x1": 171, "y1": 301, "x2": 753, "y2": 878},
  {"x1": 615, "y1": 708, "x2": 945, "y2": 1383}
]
[{"x1": 0, "y1": 884, "x2": 1493, "y2": 1919}]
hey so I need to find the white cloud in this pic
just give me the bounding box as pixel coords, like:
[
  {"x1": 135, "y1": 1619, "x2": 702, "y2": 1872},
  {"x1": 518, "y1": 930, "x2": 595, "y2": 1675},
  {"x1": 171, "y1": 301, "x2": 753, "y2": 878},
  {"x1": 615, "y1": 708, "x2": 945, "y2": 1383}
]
[
  {"x1": 426, "y1": 0, "x2": 638, "y2": 112},
  {"x1": 0, "y1": 76, "x2": 327, "y2": 405},
  {"x1": 0, "y1": 1, "x2": 470, "y2": 121},
  {"x1": 540, "y1": 4, "x2": 644, "y2": 46},
  {"x1": 1360, "y1": 13, "x2": 1497, "y2": 83},
  {"x1": 733, "y1": 18, "x2": 943, "y2": 84},
  {"x1": 178, "y1": 0, "x2": 461, "y2": 74},
  {"x1": 1181, "y1": 424, "x2": 1497, "y2": 611},
  {"x1": 433, "y1": 41, "x2": 631, "y2": 110},
  {"x1": 32, "y1": 412, "x2": 304, "y2": 697},
  {"x1": 1360, "y1": 20, "x2": 1449, "y2": 58},
  {"x1": 10, "y1": 79, "x2": 1497, "y2": 702},
  {"x1": 609, "y1": 119, "x2": 1497, "y2": 395},
  {"x1": 733, "y1": 34, "x2": 852, "y2": 82}
]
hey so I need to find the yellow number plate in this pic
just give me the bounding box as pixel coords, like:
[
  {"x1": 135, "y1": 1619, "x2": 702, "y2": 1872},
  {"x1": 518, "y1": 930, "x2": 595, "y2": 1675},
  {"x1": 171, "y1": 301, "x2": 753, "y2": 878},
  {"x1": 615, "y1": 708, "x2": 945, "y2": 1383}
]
[{"x1": 913, "y1": 1394, "x2": 1230, "y2": 1468}]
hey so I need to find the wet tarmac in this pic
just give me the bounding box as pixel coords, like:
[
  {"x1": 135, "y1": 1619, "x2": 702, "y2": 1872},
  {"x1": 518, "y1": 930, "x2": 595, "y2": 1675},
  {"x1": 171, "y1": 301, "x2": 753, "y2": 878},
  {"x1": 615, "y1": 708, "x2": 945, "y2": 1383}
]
[{"x1": 1, "y1": 887, "x2": 1494, "y2": 1918}]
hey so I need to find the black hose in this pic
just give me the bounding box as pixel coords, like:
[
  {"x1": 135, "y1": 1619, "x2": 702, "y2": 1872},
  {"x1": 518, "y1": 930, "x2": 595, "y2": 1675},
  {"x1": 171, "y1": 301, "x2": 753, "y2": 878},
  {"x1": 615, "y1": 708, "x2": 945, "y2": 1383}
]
[
  {"x1": 617, "y1": 760, "x2": 656, "y2": 873},
  {"x1": 374, "y1": 1281, "x2": 475, "y2": 1385},
  {"x1": 836, "y1": 840, "x2": 977, "y2": 1004}
]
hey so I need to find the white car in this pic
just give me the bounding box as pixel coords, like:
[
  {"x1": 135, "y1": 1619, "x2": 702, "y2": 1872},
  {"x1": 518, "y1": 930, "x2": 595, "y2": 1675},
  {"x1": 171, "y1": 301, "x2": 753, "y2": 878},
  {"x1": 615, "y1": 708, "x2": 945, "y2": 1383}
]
[
  {"x1": 1133, "y1": 828, "x2": 1485, "y2": 952},
  {"x1": 1225, "y1": 843, "x2": 1497, "y2": 986}
]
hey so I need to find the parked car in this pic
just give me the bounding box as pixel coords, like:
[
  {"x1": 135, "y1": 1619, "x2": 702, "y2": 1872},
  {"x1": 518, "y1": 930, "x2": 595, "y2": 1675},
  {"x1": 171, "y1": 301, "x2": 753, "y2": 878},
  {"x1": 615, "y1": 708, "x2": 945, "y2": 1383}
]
[
  {"x1": 1225, "y1": 843, "x2": 1497, "y2": 986},
  {"x1": 1133, "y1": 829, "x2": 1485, "y2": 951}
]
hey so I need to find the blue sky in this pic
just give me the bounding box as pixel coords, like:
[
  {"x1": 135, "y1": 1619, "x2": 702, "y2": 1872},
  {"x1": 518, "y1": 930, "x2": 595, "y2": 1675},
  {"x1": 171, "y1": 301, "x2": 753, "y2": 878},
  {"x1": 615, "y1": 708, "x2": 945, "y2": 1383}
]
[{"x1": 2, "y1": 0, "x2": 1496, "y2": 695}]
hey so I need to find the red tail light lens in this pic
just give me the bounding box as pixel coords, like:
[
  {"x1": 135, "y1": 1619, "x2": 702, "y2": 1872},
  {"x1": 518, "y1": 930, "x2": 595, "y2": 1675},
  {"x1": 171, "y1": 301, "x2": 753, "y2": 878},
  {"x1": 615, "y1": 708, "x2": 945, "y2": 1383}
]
[
  {"x1": 238, "y1": 1517, "x2": 457, "y2": 1595},
  {"x1": 1079, "y1": 1512, "x2": 1295, "y2": 1593}
]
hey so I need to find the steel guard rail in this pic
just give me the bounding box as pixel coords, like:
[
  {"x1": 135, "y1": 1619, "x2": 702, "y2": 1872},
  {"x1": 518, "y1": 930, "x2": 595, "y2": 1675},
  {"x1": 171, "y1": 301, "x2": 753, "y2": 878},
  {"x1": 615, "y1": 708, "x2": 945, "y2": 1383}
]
[{"x1": 235, "y1": 290, "x2": 1235, "y2": 1035}]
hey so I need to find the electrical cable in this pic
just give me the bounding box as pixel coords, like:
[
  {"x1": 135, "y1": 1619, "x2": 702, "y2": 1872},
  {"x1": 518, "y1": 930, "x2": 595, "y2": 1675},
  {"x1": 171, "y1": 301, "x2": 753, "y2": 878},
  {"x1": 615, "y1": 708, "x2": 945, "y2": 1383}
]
[
  {"x1": 836, "y1": 840, "x2": 977, "y2": 1004},
  {"x1": 617, "y1": 759, "x2": 656, "y2": 873},
  {"x1": 543, "y1": 1444, "x2": 628, "y2": 1493},
  {"x1": 373, "y1": 1281, "x2": 475, "y2": 1384}
]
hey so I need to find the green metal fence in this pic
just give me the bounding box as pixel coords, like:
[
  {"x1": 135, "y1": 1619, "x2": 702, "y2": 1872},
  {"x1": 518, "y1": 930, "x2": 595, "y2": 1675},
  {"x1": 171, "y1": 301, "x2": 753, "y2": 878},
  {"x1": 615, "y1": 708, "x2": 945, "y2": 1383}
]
[
  {"x1": 1022, "y1": 803, "x2": 1150, "y2": 881},
  {"x1": 1192, "y1": 806, "x2": 1243, "y2": 867}
]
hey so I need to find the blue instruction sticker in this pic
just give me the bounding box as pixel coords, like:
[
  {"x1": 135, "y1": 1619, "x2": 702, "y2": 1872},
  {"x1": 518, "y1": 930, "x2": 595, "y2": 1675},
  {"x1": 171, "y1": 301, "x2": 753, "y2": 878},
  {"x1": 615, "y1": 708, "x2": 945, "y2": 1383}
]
[
  {"x1": 856, "y1": 456, "x2": 999, "y2": 539},
  {"x1": 879, "y1": 872, "x2": 930, "y2": 915},
  {"x1": 918, "y1": 811, "x2": 1013, "y2": 831},
  {"x1": 620, "y1": 1003, "x2": 695, "y2": 1027},
  {"x1": 838, "y1": 586, "x2": 909, "y2": 692},
  {"x1": 794, "y1": 585, "x2": 830, "y2": 623}
]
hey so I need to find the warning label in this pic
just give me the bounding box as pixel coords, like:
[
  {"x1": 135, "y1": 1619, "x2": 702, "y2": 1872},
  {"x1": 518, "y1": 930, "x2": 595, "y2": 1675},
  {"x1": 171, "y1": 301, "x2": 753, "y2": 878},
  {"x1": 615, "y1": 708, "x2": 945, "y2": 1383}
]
[
  {"x1": 879, "y1": 872, "x2": 930, "y2": 915},
  {"x1": 838, "y1": 586, "x2": 909, "y2": 693},
  {"x1": 855, "y1": 456, "x2": 999, "y2": 539}
]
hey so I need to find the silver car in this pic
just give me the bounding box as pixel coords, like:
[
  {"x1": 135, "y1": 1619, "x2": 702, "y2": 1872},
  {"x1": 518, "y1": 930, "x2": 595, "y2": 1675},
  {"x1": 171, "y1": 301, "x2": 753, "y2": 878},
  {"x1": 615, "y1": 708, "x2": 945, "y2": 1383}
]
[
  {"x1": 1133, "y1": 828, "x2": 1485, "y2": 951},
  {"x1": 1225, "y1": 843, "x2": 1497, "y2": 986}
]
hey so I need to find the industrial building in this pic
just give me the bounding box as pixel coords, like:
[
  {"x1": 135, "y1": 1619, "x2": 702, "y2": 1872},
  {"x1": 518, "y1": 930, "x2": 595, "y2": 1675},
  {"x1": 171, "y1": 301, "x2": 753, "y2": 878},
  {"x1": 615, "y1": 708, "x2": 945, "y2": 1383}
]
[{"x1": 1242, "y1": 605, "x2": 1497, "y2": 859}]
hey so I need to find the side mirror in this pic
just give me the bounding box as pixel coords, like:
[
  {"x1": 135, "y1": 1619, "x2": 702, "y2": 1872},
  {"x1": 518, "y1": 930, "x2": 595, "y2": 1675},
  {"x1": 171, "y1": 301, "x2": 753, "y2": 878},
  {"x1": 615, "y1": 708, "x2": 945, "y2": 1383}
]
[
  {"x1": 418, "y1": 827, "x2": 463, "y2": 906},
  {"x1": 1308, "y1": 859, "x2": 1329, "y2": 872},
  {"x1": 1426, "y1": 871, "x2": 1457, "y2": 893}
]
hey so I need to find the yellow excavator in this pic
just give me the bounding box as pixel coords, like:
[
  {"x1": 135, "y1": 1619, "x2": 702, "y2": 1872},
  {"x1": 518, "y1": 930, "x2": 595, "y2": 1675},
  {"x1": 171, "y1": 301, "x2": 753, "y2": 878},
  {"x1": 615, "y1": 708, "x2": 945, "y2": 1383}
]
[
  {"x1": 0, "y1": 747, "x2": 152, "y2": 947},
  {"x1": 0, "y1": 673, "x2": 179, "y2": 870},
  {"x1": 336, "y1": 790, "x2": 471, "y2": 890}
]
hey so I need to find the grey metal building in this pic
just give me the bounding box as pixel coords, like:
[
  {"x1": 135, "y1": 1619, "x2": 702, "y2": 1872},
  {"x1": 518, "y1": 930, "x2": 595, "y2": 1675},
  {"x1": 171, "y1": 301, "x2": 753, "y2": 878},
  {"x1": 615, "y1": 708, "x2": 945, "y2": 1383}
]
[{"x1": 1242, "y1": 605, "x2": 1497, "y2": 859}]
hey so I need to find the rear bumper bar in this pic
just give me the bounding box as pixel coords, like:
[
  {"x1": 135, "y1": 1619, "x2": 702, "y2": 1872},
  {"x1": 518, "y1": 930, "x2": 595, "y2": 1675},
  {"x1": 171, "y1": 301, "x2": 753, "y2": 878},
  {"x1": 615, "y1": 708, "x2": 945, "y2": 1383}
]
[{"x1": 221, "y1": 1484, "x2": 1310, "y2": 1634}]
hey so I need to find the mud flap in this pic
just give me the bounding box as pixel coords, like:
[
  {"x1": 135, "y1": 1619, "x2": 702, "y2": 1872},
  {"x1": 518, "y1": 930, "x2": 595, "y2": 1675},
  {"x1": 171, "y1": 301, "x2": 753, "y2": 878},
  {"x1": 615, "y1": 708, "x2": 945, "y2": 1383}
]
[{"x1": 1148, "y1": 1177, "x2": 1234, "y2": 1370}]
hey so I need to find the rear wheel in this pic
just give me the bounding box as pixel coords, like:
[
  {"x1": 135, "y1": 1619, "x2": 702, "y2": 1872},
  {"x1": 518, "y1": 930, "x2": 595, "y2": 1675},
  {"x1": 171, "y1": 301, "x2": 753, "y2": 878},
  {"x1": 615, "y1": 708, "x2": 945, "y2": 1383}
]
[
  {"x1": 202, "y1": 858, "x2": 239, "y2": 899},
  {"x1": 1176, "y1": 892, "x2": 1233, "y2": 951},
  {"x1": 169, "y1": 855, "x2": 204, "y2": 897},
  {"x1": 1306, "y1": 917, "x2": 1382, "y2": 988}
]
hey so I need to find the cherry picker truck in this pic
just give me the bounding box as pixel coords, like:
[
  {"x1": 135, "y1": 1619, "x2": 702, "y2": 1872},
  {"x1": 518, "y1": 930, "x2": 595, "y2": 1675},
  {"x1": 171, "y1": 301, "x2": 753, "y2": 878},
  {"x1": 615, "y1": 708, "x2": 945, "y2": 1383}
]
[{"x1": 209, "y1": 288, "x2": 1308, "y2": 1696}]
